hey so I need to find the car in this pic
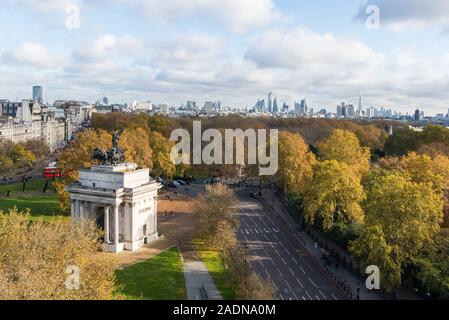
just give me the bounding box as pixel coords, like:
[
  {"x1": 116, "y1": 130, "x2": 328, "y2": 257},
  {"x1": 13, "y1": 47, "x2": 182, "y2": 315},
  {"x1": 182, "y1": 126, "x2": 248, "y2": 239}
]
[
  {"x1": 250, "y1": 191, "x2": 262, "y2": 200},
  {"x1": 172, "y1": 181, "x2": 181, "y2": 187},
  {"x1": 176, "y1": 180, "x2": 187, "y2": 186}
]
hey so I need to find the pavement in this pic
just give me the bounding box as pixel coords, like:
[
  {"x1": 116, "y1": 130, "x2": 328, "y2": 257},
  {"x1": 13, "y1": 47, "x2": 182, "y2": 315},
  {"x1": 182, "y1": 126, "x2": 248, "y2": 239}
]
[
  {"x1": 183, "y1": 260, "x2": 223, "y2": 300},
  {"x1": 236, "y1": 194, "x2": 344, "y2": 300}
]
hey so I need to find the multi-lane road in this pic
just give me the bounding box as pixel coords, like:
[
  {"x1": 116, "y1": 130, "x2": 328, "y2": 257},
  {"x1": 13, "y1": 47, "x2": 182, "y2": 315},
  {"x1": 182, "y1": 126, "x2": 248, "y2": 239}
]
[{"x1": 237, "y1": 194, "x2": 344, "y2": 301}]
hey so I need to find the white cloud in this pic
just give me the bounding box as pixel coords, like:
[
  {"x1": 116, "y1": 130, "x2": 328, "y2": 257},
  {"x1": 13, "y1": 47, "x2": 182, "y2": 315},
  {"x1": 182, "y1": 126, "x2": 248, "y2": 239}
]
[
  {"x1": 107, "y1": 0, "x2": 280, "y2": 33},
  {"x1": 1, "y1": 42, "x2": 64, "y2": 68},
  {"x1": 1, "y1": 0, "x2": 83, "y2": 12},
  {"x1": 355, "y1": 0, "x2": 449, "y2": 31},
  {"x1": 245, "y1": 28, "x2": 384, "y2": 82}
]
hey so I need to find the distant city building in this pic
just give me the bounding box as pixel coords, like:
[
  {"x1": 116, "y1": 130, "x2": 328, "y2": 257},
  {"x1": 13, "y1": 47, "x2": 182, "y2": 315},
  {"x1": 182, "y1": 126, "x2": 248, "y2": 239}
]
[
  {"x1": 273, "y1": 97, "x2": 279, "y2": 114},
  {"x1": 415, "y1": 108, "x2": 421, "y2": 121},
  {"x1": 102, "y1": 97, "x2": 109, "y2": 106},
  {"x1": 32, "y1": 86, "x2": 44, "y2": 104},
  {"x1": 346, "y1": 104, "x2": 356, "y2": 118},
  {"x1": 358, "y1": 92, "x2": 363, "y2": 112},
  {"x1": 186, "y1": 101, "x2": 197, "y2": 110},
  {"x1": 159, "y1": 103, "x2": 170, "y2": 115},
  {"x1": 131, "y1": 101, "x2": 152, "y2": 111},
  {"x1": 267, "y1": 92, "x2": 273, "y2": 113},
  {"x1": 0, "y1": 99, "x2": 88, "y2": 151}
]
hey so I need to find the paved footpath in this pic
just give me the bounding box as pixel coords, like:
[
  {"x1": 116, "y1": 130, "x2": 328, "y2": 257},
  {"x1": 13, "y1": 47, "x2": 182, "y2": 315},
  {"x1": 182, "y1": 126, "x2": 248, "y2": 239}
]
[{"x1": 183, "y1": 260, "x2": 223, "y2": 300}]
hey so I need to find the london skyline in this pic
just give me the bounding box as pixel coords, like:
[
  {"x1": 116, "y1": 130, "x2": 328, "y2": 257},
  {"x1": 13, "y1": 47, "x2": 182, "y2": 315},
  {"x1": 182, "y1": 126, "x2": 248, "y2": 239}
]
[{"x1": 1, "y1": 0, "x2": 449, "y2": 114}]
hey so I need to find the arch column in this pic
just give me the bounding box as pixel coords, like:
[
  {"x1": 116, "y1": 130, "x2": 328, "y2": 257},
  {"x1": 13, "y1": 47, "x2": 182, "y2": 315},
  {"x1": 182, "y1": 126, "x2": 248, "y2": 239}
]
[{"x1": 104, "y1": 206, "x2": 110, "y2": 244}]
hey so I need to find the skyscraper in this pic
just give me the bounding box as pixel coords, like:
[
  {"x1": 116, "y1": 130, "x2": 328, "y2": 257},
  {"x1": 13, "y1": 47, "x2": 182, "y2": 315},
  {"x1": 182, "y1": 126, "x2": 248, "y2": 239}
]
[
  {"x1": 414, "y1": 109, "x2": 420, "y2": 121},
  {"x1": 32, "y1": 86, "x2": 43, "y2": 104},
  {"x1": 300, "y1": 99, "x2": 308, "y2": 114},
  {"x1": 267, "y1": 92, "x2": 273, "y2": 113},
  {"x1": 358, "y1": 92, "x2": 363, "y2": 112},
  {"x1": 273, "y1": 97, "x2": 278, "y2": 113}
]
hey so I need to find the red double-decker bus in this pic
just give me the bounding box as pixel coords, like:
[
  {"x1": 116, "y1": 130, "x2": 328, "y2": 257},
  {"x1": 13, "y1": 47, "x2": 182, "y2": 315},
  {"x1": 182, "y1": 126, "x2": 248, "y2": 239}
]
[{"x1": 43, "y1": 163, "x2": 62, "y2": 179}]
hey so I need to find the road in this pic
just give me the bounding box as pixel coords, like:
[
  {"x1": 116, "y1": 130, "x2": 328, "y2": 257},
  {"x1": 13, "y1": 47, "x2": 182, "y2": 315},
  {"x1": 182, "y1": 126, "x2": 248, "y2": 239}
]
[{"x1": 237, "y1": 194, "x2": 344, "y2": 301}]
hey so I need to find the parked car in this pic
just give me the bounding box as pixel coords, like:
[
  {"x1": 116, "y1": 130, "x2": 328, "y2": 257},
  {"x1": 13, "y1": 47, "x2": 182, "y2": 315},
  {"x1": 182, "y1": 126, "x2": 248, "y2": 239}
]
[
  {"x1": 176, "y1": 180, "x2": 187, "y2": 186},
  {"x1": 250, "y1": 191, "x2": 262, "y2": 200}
]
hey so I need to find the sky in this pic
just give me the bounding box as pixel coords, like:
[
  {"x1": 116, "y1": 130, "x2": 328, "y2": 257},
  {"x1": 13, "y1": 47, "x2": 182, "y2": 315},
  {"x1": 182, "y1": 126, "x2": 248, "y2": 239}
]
[{"x1": 1, "y1": 0, "x2": 449, "y2": 114}]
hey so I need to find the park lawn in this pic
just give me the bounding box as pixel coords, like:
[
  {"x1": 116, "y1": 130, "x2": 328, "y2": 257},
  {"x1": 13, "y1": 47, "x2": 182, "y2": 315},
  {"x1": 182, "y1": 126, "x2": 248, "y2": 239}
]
[
  {"x1": 0, "y1": 178, "x2": 57, "y2": 194},
  {"x1": 0, "y1": 195, "x2": 66, "y2": 222},
  {"x1": 193, "y1": 238, "x2": 236, "y2": 300},
  {"x1": 115, "y1": 247, "x2": 186, "y2": 300}
]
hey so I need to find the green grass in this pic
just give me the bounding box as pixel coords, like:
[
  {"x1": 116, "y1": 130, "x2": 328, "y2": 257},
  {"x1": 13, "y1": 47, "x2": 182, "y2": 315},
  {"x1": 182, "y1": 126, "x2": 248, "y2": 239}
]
[
  {"x1": 115, "y1": 247, "x2": 186, "y2": 300},
  {"x1": 0, "y1": 195, "x2": 65, "y2": 222},
  {"x1": 0, "y1": 178, "x2": 57, "y2": 194},
  {"x1": 193, "y1": 238, "x2": 237, "y2": 300},
  {"x1": 0, "y1": 178, "x2": 67, "y2": 221}
]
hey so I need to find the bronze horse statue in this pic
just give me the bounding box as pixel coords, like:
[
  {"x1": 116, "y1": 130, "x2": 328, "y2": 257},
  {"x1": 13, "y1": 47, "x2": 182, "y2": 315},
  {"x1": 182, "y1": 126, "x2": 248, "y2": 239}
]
[{"x1": 91, "y1": 130, "x2": 126, "y2": 166}]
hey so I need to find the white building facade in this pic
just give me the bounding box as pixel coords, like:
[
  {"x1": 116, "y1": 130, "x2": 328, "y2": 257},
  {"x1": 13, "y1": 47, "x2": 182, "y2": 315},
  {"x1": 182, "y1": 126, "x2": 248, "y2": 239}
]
[{"x1": 66, "y1": 164, "x2": 160, "y2": 253}]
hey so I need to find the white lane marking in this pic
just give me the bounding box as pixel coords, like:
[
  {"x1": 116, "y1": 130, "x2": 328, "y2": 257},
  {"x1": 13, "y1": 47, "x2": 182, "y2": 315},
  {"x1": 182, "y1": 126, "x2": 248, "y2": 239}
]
[
  {"x1": 315, "y1": 295, "x2": 321, "y2": 301},
  {"x1": 279, "y1": 293, "x2": 285, "y2": 300},
  {"x1": 274, "y1": 249, "x2": 281, "y2": 257},
  {"x1": 288, "y1": 267, "x2": 295, "y2": 276},
  {"x1": 277, "y1": 269, "x2": 283, "y2": 276},
  {"x1": 292, "y1": 257, "x2": 298, "y2": 265},
  {"x1": 281, "y1": 257, "x2": 287, "y2": 265},
  {"x1": 305, "y1": 291, "x2": 313, "y2": 300},
  {"x1": 319, "y1": 290, "x2": 327, "y2": 299},
  {"x1": 299, "y1": 266, "x2": 306, "y2": 275},
  {"x1": 296, "y1": 279, "x2": 304, "y2": 288},
  {"x1": 332, "y1": 294, "x2": 338, "y2": 300},
  {"x1": 284, "y1": 280, "x2": 300, "y2": 300},
  {"x1": 308, "y1": 277, "x2": 317, "y2": 288},
  {"x1": 272, "y1": 281, "x2": 277, "y2": 289},
  {"x1": 302, "y1": 296, "x2": 306, "y2": 301}
]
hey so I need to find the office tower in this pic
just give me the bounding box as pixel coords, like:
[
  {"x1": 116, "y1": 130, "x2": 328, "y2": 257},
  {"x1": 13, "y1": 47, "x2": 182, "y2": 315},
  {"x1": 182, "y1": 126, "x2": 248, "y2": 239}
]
[
  {"x1": 358, "y1": 92, "x2": 363, "y2": 112},
  {"x1": 267, "y1": 92, "x2": 273, "y2": 113},
  {"x1": 32, "y1": 86, "x2": 43, "y2": 104},
  {"x1": 346, "y1": 104, "x2": 355, "y2": 118},
  {"x1": 414, "y1": 109, "x2": 420, "y2": 121},
  {"x1": 273, "y1": 97, "x2": 278, "y2": 113},
  {"x1": 337, "y1": 102, "x2": 346, "y2": 118},
  {"x1": 300, "y1": 99, "x2": 308, "y2": 114},
  {"x1": 294, "y1": 102, "x2": 301, "y2": 113}
]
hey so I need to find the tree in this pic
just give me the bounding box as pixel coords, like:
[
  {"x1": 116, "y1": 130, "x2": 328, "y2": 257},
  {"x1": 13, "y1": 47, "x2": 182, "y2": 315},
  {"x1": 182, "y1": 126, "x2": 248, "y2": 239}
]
[
  {"x1": 11, "y1": 144, "x2": 36, "y2": 171},
  {"x1": 57, "y1": 129, "x2": 112, "y2": 182},
  {"x1": 303, "y1": 160, "x2": 366, "y2": 231},
  {"x1": 195, "y1": 184, "x2": 239, "y2": 253},
  {"x1": 56, "y1": 129, "x2": 112, "y2": 211},
  {"x1": 149, "y1": 131, "x2": 176, "y2": 179},
  {"x1": 0, "y1": 154, "x2": 13, "y2": 177},
  {"x1": 276, "y1": 131, "x2": 317, "y2": 195},
  {"x1": 228, "y1": 248, "x2": 275, "y2": 300},
  {"x1": 384, "y1": 126, "x2": 421, "y2": 157},
  {"x1": 400, "y1": 152, "x2": 449, "y2": 193},
  {"x1": 349, "y1": 225, "x2": 402, "y2": 290},
  {"x1": 319, "y1": 129, "x2": 370, "y2": 177},
  {"x1": 118, "y1": 127, "x2": 153, "y2": 169},
  {"x1": 0, "y1": 209, "x2": 118, "y2": 300},
  {"x1": 364, "y1": 171, "x2": 443, "y2": 265}
]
